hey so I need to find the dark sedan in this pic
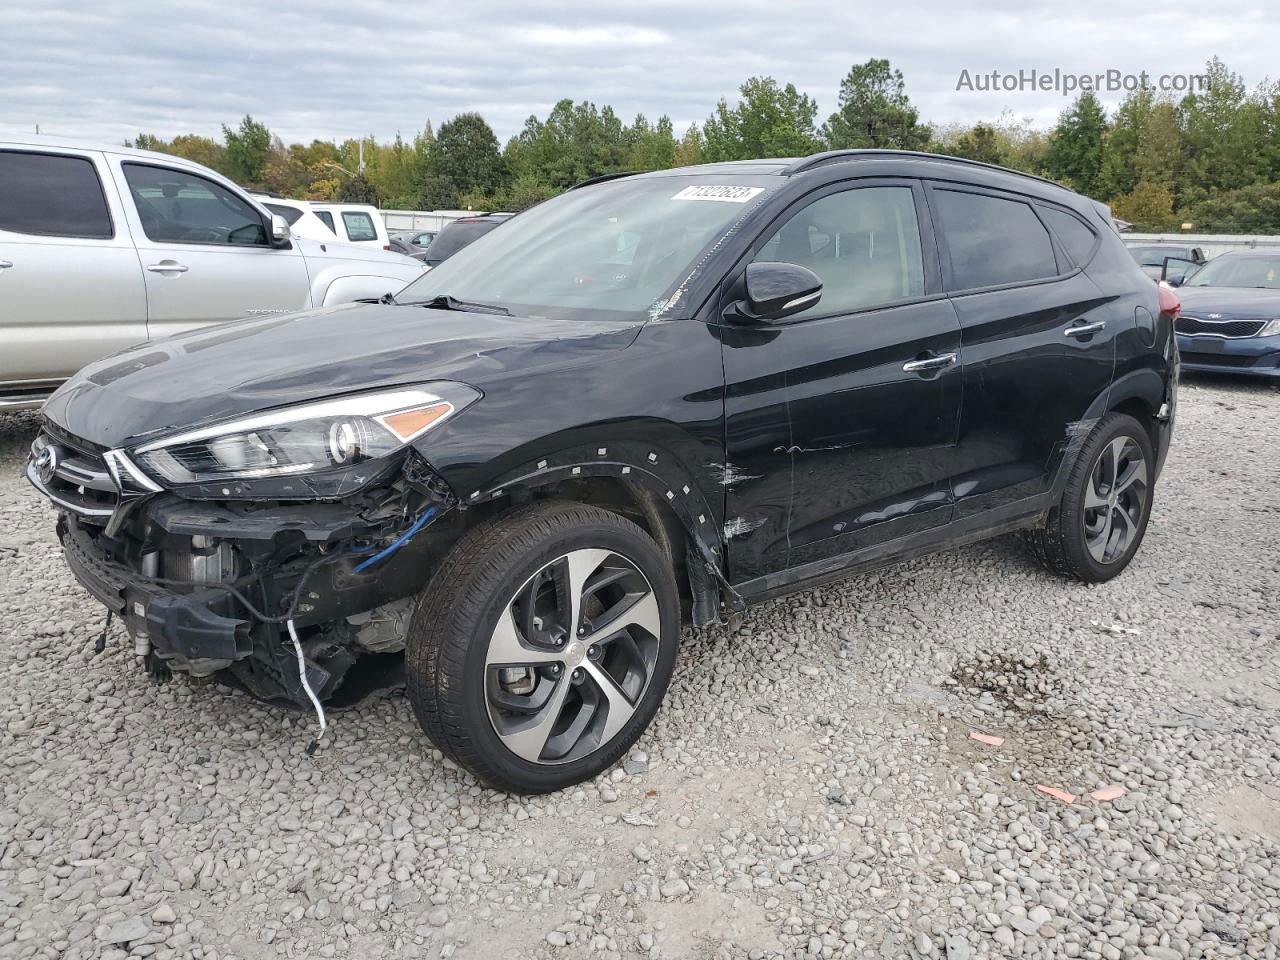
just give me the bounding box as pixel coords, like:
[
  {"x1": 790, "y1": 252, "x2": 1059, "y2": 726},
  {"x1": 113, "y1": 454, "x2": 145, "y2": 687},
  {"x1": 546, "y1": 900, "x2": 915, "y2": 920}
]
[{"x1": 1174, "y1": 252, "x2": 1280, "y2": 378}]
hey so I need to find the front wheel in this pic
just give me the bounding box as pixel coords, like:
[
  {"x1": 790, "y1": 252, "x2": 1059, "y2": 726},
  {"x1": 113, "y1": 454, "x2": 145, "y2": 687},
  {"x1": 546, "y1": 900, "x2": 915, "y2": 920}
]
[
  {"x1": 406, "y1": 501, "x2": 680, "y2": 793},
  {"x1": 1024, "y1": 412, "x2": 1155, "y2": 583}
]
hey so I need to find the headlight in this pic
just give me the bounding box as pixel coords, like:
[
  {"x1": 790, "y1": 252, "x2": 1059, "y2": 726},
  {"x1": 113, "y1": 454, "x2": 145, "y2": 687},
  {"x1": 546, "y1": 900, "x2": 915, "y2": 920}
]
[
  {"x1": 133, "y1": 384, "x2": 479, "y2": 485},
  {"x1": 1260, "y1": 319, "x2": 1280, "y2": 337}
]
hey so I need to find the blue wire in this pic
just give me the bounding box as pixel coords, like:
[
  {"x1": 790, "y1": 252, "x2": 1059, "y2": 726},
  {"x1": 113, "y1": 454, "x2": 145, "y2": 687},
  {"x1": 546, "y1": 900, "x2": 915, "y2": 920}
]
[{"x1": 352, "y1": 507, "x2": 437, "y2": 573}]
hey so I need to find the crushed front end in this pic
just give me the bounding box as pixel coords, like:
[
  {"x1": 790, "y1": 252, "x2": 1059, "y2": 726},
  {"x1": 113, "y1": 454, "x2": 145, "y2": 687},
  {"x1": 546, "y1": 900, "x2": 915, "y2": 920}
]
[{"x1": 27, "y1": 414, "x2": 460, "y2": 709}]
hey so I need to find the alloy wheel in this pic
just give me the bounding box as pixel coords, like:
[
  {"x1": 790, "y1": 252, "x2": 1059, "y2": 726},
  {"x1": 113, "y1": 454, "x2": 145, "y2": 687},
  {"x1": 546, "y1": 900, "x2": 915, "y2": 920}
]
[
  {"x1": 484, "y1": 548, "x2": 661, "y2": 765},
  {"x1": 1082, "y1": 435, "x2": 1149, "y2": 564}
]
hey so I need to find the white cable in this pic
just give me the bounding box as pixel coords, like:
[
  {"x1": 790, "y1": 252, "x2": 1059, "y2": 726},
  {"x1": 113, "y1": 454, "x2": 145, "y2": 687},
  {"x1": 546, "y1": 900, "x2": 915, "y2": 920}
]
[{"x1": 287, "y1": 618, "x2": 327, "y2": 753}]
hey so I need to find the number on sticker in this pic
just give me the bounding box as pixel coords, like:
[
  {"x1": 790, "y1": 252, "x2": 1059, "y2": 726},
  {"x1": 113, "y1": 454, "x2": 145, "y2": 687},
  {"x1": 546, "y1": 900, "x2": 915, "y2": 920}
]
[{"x1": 671, "y1": 185, "x2": 764, "y2": 203}]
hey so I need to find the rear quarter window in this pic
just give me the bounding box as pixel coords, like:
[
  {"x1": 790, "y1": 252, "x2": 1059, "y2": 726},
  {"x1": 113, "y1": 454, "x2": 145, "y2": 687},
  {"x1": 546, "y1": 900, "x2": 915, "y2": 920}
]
[
  {"x1": 1039, "y1": 206, "x2": 1098, "y2": 268},
  {"x1": 342, "y1": 211, "x2": 377, "y2": 242},
  {"x1": 0, "y1": 151, "x2": 113, "y2": 239},
  {"x1": 934, "y1": 188, "x2": 1058, "y2": 290}
]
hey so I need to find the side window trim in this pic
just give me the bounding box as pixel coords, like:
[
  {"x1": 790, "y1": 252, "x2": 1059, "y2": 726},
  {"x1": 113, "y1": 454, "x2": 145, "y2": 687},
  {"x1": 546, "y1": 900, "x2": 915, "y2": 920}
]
[
  {"x1": 716, "y1": 177, "x2": 945, "y2": 325},
  {"x1": 0, "y1": 149, "x2": 116, "y2": 240},
  {"x1": 120, "y1": 161, "x2": 269, "y2": 248},
  {"x1": 926, "y1": 180, "x2": 1081, "y2": 296}
]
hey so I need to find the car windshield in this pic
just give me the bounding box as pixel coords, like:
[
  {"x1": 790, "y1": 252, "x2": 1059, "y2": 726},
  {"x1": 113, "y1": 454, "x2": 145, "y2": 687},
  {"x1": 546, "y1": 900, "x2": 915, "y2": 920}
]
[
  {"x1": 397, "y1": 175, "x2": 777, "y2": 321},
  {"x1": 1186, "y1": 256, "x2": 1280, "y2": 289},
  {"x1": 1129, "y1": 245, "x2": 1189, "y2": 267}
]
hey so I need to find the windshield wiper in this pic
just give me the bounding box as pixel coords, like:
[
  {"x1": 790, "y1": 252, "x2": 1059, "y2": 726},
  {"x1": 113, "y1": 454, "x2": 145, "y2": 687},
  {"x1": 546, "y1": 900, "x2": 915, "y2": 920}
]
[{"x1": 405, "y1": 294, "x2": 511, "y2": 316}]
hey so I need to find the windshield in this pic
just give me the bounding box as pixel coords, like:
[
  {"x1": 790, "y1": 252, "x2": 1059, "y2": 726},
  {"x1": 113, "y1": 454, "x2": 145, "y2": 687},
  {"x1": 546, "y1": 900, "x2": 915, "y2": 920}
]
[
  {"x1": 397, "y1": 175, "x2": 777, "y2": 321},
  {"x1": 1186, "y1": 256, "x2": 1280, "y2": 289},
  {"x1": 1129, "y1": 245, "x2": 1189, "y2": 267}
]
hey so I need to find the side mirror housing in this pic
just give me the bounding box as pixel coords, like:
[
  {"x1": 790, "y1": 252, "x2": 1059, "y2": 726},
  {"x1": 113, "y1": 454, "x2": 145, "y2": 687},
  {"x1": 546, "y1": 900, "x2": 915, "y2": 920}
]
[
  {"x1": 729, "y1": 261, "x2": 823, "y2": 324},
  {"x1": 269, "y1": 214, "x2": 291, "y2": 248}
]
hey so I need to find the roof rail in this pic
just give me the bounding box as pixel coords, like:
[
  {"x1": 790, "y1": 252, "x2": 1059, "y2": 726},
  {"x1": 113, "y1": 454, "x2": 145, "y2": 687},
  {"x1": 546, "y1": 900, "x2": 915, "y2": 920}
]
[
  {"x1": 781, "y1": 149, "x2": 1064, "y2": 190},
  {"x1": 568, "y1": 170, "x2": 645, "y2": 191}
]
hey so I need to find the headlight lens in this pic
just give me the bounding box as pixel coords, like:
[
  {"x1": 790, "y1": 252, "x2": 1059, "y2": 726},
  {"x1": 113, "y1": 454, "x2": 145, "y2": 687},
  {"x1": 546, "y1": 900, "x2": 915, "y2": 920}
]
[
  {"x1": 133, "y1": 384, "x2": 478, "y2": 485},
  {"x1": 1259, "y1": 319, "x2": 1280, "y2": 337}
]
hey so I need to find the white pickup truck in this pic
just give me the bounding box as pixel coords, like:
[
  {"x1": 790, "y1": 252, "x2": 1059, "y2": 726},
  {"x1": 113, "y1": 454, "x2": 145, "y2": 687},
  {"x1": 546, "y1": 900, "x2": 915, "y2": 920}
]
[{"x1": 0, "y1": 137, "x2": 426, "y2": 410}]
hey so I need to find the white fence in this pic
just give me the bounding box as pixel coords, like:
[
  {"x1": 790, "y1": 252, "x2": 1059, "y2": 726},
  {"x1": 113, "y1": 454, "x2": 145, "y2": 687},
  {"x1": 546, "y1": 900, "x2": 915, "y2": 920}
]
[
  {"x1": 381, "y1": 209, "x2": 478, "y2": 233},
  {"x1": 1125, "y1": 233, "x2": 1280, "y2": 258}
]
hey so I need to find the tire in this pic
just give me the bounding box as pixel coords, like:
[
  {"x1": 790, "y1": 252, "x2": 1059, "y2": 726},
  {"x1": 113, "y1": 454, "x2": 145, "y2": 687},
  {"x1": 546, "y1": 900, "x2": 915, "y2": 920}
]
[
  {"x1": 1024, "y1": 412, "x2": 1155, "y2": 583},
  {"x1": 406, "y1": 500, "x2": 681, "y2": 793}
]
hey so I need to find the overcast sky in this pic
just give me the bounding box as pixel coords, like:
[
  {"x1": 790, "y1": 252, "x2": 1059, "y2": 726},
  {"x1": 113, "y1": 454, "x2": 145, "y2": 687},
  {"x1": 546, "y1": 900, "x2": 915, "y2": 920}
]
[{"x1": 2, "y1": 0, "x2": 1276, "y2": 148}]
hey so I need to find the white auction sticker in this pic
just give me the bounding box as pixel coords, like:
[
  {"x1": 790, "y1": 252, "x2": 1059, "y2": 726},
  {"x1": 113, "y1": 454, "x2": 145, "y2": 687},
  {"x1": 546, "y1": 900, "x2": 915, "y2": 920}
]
[{"x1": 671, "y1": 185, "x2": 764, "y2": 203}]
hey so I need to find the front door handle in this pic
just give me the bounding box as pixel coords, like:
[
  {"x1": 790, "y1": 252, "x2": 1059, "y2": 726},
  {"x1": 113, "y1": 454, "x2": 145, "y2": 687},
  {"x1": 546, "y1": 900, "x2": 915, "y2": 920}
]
[
  {"x1": 1065, "y1": 320, "x2": 1106, "y2": 338},
  {"x1": 0, "y1": 260, "x2": 12, "y2": 269},
  {"x1": 146, "y1": 261, "x2": 189, "y2": 274},
  {"x1": 902, "y1": 352, "x2": 957, "y2": 373}
]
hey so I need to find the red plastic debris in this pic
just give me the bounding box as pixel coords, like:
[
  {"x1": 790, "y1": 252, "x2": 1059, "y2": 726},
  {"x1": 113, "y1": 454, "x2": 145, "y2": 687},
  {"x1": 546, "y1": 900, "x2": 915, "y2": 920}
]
[
  {"x1": 968, "y1": 732, "x2": 1005, "y2": 747},
  {"x1": 1034, "y1": 784, "x2": 1078, "y2": 804},
  {"x1": 1089, "y1": 785, "x2": 1127, "y2": 802}
]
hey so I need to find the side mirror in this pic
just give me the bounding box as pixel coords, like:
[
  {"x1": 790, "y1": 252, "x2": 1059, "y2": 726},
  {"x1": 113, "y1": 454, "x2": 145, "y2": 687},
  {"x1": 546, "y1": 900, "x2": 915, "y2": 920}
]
[
  {"x1": 270, "y1": 214, "x2": 291, "y2": 247},
  {"x1": 732, "y1": 261, "x2": 823, "y2": 323}
]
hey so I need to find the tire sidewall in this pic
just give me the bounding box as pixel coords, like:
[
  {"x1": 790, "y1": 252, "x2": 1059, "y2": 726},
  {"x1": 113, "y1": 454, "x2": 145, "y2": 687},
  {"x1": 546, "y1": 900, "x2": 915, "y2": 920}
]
[{"x1": 437, "y1": 512, "x2": 679, "y2": 791}]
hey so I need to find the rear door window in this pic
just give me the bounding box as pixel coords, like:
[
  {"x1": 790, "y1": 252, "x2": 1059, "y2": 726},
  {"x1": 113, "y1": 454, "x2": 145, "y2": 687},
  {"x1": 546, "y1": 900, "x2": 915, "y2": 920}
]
[
  {"x1": 0, "y1": 151, "x2": 113, "y2": 238},
  {"x1": 933, "y1": 188, "x2": 1058, "y2": 290},
  {"x1": 341, "y1": 211, "x2": 377, "y2": 241},
  {"x1": 314, "y1": 210, "x2": 336, "y2": 232},
  {"x1": 122, "y1": 163, "x2": 267, "y2": 246}
]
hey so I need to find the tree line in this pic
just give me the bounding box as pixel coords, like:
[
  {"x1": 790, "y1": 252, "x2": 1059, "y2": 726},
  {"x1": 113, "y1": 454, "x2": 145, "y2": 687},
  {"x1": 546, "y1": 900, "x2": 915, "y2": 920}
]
[{"x1": 129, "y1": 55, "x2": 1280, "y2": 233}]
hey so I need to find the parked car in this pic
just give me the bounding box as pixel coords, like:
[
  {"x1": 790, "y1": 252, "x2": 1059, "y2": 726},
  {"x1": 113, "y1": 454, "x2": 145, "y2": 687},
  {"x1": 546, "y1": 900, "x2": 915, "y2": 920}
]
[
  {"x1": 1126, "y1": 243, "x2": 1208, "y2": 283},
  {"x1": 394, "y1": 229, "x2": 437, "y2": 248},
  {"x1": 251, "y1": 196, "x2": 339, "y2": 243},
  {"x1": 387, "y1": 236, "x2": 431, "y2": 262},
  {"x1": 421, "y1": 215, "x2": 509, "y2": 267},
  {"x1": 1171, "y1": 251, "x2": 1280, "y2": 378},
  {"x1": 0, "y1": 137, "x2": 426, "y2": 410},
  {"x1": 28, "y1": 150, "x2": 1177, "y2": 793},
  {"x1": 309, "y1": 203, "x2": 391, "y2": 249}
]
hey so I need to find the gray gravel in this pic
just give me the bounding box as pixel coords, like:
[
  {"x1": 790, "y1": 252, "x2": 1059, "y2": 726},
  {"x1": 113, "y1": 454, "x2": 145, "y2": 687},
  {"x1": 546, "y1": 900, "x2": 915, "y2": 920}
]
[{"x1": 1, "y1": 376, "x2": 1278, "y2": 960}]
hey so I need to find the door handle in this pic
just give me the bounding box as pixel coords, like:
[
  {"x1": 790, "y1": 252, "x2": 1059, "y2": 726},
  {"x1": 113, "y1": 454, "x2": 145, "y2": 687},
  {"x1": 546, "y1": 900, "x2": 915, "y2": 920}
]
[
  {"x1": 0, "y1": 260, "x2": 12, "y2": 269},
  {"x1": 146, "y1": 261, "x2": 189, "y2": 274},
  {"x1": 1065, "y1": 321, "x2": 1106, "y2": 338},
  {"x1": 902, "y1": 352, "x2": 957, "y2": 373}
]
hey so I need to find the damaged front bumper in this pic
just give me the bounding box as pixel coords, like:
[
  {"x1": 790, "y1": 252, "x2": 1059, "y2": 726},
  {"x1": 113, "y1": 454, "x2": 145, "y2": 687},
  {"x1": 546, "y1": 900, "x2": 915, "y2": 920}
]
[{"x1": 31, "y1": 428, "x2": 459, "y2": 707}]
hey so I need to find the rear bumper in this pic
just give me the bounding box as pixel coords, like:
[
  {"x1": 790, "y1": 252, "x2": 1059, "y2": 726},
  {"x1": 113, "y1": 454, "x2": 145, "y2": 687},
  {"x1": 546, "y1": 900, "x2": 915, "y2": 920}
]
[{"x1": 1177, "y1": 334, "x2": 1280, "y2": 378}]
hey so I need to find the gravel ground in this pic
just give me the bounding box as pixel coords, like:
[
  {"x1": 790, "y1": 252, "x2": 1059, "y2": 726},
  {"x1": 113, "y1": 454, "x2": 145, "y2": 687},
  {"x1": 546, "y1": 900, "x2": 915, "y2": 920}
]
[{"x1": 1, "y1": 376, "x2": 1278, "y2": 960}]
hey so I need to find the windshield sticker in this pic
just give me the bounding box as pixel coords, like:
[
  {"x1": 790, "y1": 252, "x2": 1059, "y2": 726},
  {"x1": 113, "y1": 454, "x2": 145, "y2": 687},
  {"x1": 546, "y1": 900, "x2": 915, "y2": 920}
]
[{"x1": 671, "y1": 185, "x2": 764, "y2": 203}]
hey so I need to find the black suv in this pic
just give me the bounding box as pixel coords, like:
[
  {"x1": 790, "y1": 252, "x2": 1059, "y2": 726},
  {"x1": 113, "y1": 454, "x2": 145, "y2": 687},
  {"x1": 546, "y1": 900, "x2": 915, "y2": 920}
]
[{"x1": 29, "y1": 151, "x2": 1177, "y2": 793}]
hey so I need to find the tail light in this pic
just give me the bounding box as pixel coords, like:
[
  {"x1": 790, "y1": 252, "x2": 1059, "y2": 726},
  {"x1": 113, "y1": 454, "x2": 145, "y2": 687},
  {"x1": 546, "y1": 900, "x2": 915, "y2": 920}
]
[
  {"x1": 383, "y1": 244, "x2": 392, "y2": 251},
  {"x1": 1157, "y1": 282, "x2": 1180, "y2": 321}
]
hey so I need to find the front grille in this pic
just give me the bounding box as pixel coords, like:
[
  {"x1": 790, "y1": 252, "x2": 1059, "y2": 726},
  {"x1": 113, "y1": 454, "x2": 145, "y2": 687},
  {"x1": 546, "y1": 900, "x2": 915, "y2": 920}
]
[
  {"x1": 28, "y1": 429, "x2": 119, "y2": 521},
  {"x1": 1176, "y1": 315, "x2": 1267, "y2": 338},
  {"x1": 1181, "y1": 352, "x2": 1258, "y2": 368}
]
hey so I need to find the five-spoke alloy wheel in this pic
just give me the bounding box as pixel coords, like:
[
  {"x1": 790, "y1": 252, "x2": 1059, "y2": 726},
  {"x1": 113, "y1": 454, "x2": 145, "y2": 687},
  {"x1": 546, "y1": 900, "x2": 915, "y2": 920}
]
[
  {"x1": 1024, "y1": 412, "x2": 1155, "y2": 583},
  {"x1": 406, "y1": 502, "x2": 679, "y2": 793}
]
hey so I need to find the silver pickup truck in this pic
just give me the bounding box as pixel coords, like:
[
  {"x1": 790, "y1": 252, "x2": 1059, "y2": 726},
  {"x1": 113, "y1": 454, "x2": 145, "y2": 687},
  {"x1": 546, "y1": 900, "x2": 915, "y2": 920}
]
[{"x1": 0, "y1": 137, "x2": 426, "y2": 410}]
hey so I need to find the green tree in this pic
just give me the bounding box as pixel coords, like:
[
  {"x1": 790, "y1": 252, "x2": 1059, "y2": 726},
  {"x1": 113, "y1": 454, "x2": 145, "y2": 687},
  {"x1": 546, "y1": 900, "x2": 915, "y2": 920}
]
[
  {"x1": 432, "y1": 113, "x2": 506, "y2": 197},
  {"x1": 675, "y1": 123, "x2": 704, "y2": 167},
  {"x1": 823, "y1": 58, "x2": 930, "y2": 150},
  {"x1": 415, "y1": 174, "x2": 460, "y2": 210},
  {"x1": 221, "y1": 115, "x2": 272, "y2": 187},
  {"x1": 948, "y1": 123, "x2": 1003, "y2": 165},
  {"x1": 335, "y1": 172, "x2": 380, "y2": 205},
  {"x1": 1044, "y1": 92, "x2": 1107, "y2": 196},
  {"x1": 1182, "y1": 181, "x2": 1280, "y2": 232},
  {"x1": 702, "y1": 76, "x2": 820, "y2": 162},
  {"x1": 1109, "y1": 180, "x2": 1178, "y2": 231},
  {"x1": 506, "y1": 100, "x2": 629, "y2": 190},
  {"x1": 1179, "y1": 57, "x2": 1271, "y2": 193}
]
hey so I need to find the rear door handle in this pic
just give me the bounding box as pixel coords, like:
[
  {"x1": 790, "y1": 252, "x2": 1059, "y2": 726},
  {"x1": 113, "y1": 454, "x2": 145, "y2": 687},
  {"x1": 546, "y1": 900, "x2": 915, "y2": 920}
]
[
  {"x1": 902, "y1": 352, "x2": 957, "y2": 373},
  {"x1": 1065, "y1": 321, "x2": 1106, "y2": 338},
  {"x1": 0, "y1": 260, "x2": 12, "y2": 269},
  {"x1": 146, "y1": 261, "x2": 189, "y2": 274}
]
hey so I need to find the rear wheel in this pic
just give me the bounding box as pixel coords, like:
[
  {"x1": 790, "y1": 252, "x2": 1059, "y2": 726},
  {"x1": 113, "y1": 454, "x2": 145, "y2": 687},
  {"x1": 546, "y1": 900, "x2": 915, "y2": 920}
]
[
  {"x1": 406, "y1": 501, "x2": 680, "y2": 793},
  {"x1": 1024, "y1": 412, "x2": 1154, "y2": 583}
]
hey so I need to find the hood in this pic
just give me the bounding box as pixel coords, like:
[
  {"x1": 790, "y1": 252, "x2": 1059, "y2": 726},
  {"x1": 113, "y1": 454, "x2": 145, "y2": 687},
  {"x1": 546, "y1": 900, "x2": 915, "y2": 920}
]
[
  {"x1": 44, "y1": 303, "x2": 642, "y2": 449},
  {"x1": 1175, "y1": 285, "x2": 1280, "y2": 319}
]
